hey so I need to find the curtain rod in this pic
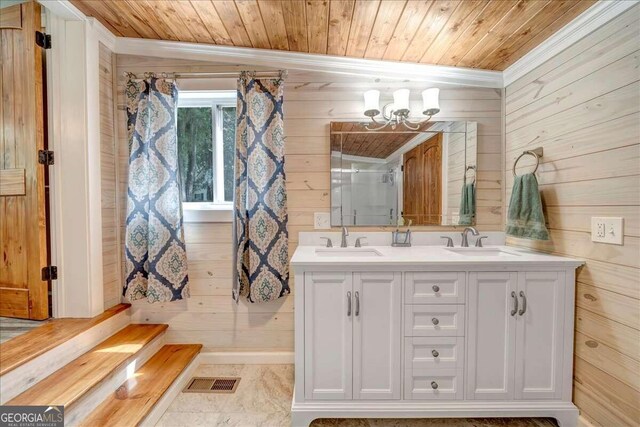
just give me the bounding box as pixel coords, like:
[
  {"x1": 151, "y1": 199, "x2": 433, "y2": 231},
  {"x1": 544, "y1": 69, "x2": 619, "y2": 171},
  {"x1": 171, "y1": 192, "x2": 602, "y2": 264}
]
[{"x1": 123, "y1": 70, "x2": 287, "y2": 80}]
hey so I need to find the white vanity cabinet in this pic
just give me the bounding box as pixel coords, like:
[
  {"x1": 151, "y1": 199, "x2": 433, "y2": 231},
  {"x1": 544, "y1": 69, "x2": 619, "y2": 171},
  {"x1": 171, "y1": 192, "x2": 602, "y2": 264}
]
[
  {"x1": 467, "y1": 271, "x2": 566, "y2": 401},
  {"x1": 303, "y1": 271, "x2": 402, "y2": 401},
  {"x1": 291, "y1": 245, "x2": 582, "y2": 427}
]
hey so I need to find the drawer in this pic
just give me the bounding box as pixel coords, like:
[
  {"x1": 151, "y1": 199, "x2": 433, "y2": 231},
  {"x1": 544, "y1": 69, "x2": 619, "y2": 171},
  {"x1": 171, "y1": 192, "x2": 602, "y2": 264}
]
[
  {"x1": 405, "y1": 337, "x2": 464, "y2": 370},
  {"x1": 404, "y1": 272, "x2": 466, "y2": 304},
  {"x1": 404, "y1": 305, "x2": 465, "y2": 337},
  {"x1": 404, "y1": 368, "x2": 464, "y2": 400}
]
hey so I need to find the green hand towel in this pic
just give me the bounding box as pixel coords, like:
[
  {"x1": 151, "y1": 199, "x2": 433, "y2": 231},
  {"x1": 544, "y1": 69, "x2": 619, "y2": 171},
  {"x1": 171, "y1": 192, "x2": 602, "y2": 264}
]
[
  {"x1": 506, "y1": 173, "x2": 550, "y2": 240},
  {"x1": 458, "y1": 182, "x2": 475, "y2": 226}
]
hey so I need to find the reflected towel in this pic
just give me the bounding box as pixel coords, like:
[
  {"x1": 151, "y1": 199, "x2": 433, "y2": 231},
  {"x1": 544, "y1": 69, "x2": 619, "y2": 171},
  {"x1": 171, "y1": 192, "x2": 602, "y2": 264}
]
[
  {"x1": 506, "y1": 173, "x2": 550, "y2": 240},
  {"x1": 458, "y1": 182, "x2": 475, "y2": 226}
]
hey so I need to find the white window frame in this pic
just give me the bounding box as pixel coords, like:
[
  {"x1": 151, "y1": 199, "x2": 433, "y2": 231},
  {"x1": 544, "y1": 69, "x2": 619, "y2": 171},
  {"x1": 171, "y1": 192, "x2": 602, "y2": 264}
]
[{"x1": 177, "y1": 91, "x2": 236, "y2": 222}]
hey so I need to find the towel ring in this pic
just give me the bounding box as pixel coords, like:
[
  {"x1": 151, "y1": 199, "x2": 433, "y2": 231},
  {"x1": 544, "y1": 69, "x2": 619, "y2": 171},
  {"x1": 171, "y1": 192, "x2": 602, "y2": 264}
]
[
  {"x1": 464, "y1": 165, "x2": 476, "y2": 184},
  {"x1": 512, "y1": 148, "x2": 543, "y2": 177}
]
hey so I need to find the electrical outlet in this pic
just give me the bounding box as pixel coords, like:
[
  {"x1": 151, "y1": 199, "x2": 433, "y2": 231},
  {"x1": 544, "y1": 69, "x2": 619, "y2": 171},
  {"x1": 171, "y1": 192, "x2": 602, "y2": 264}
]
[
  {"x1": 591, "y1": 217, "x2": 624, "y2": 245},
  {"x1": 314, "y1": 212, "x2": 331, "y2": 230}
]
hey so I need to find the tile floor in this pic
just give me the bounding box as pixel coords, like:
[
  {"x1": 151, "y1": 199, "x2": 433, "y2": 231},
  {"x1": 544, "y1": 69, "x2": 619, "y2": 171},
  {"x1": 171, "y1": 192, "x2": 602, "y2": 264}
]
[
  {"x1": 0, "y1": 317, "x2": 47, "y2": 344},
  {"x1": 158, "y1": 364, "x2": 559, "y2": 427}
]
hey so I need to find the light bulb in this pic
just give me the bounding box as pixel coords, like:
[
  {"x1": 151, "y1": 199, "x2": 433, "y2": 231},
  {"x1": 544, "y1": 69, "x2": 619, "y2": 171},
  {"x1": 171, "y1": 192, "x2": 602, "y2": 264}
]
[
  {"x1": 363, "y1": 90, "x2": 380, "y2": 117},
  {"x1": 422, "y1": 88, "x2": 440, "y2": 116},
  {"x1": 392, "y1": 89, "x2": 410, "y2": 114}
]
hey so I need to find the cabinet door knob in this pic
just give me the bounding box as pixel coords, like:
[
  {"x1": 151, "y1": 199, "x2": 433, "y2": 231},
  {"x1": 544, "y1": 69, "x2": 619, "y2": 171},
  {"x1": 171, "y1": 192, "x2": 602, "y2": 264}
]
[
  {"x1": 431, "y1": 317, "x2": 439, "y2": 325},
  {"x1": 432, "y1": 349, "x2": 439, "y2": 357},
  {"x1": 347, "y1": 291, "x2": 352, "y2": 317},
  {"x1": 432, "y1": 285, "x2": 440, "y2": 293},
  {"x1": 431, "y1": 381, "x2": 438, "y2": 389}
]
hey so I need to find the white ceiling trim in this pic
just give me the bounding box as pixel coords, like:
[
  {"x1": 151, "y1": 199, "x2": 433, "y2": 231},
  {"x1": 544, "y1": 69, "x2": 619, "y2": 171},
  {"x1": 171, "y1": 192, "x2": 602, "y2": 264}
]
[
  {"x1": 38, "y1": 0, "x2": 85, "y2": 20},
  {"x1": 114, "y1": 37, "x2": 504, "y2": 88},
  {"x1": 503, "y1": 0, "x2": 638, "y2": 86}
]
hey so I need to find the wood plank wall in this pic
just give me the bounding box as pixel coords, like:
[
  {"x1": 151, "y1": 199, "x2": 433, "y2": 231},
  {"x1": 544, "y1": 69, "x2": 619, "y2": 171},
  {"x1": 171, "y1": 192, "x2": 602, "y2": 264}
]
[
  {"x1": 113, "y1": 54, "x2": 502, "y2": 351},
  {"x1": 98, "y1": 43, "x2": 120, "y2": 310},
  {"x1": 504, "y1": 6, "x2": 640, "y2": 426}
]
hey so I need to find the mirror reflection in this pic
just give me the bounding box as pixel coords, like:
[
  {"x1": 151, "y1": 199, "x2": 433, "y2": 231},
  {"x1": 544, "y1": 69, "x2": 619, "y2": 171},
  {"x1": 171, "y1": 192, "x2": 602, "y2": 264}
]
[{"x1": 330, "y1": 121, "x2": 477, "y2": 227}]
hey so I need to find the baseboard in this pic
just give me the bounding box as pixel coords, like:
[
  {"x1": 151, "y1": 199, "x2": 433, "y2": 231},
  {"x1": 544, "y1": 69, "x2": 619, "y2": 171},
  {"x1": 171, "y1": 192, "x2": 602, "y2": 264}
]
[
  {"x1": 198, "y1": 351, "x2": 294, "y2": 365},
  {"x1": 577, "y1": 414, "x2": 598, "y2": 427}
]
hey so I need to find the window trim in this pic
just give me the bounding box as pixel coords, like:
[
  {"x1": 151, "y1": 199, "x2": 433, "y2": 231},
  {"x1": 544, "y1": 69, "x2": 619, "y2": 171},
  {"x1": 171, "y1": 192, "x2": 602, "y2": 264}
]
[{"x1": 177, "y1": 91, "x2": 236, "y2": 220}]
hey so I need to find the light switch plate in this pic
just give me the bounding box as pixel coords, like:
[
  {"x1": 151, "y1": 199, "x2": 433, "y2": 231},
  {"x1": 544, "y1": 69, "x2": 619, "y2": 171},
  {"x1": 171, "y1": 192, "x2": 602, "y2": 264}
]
[
  {"x1": 591, "y1": 217, "x2": 624, "y2": 245},
  {"x1": 314, "y1": 212, "x2": 331, "y2": 230}
]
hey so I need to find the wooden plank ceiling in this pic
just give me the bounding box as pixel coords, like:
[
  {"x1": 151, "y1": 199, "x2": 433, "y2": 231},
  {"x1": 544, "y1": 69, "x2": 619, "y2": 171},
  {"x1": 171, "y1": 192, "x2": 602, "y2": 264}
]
[
  {"x1": 331, "y1": 121, "x2": 433, "y2": 159},
  {"x1": 70, "y1": 0, "x2": 595, "y2": 71}
]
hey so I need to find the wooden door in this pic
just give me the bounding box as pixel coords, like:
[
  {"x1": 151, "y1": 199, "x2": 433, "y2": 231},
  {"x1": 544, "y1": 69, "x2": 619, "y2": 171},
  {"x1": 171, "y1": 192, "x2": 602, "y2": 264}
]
[
  {"x1": 304, "y1": 272, "x2": 353, "y2": 400},
  {"x1": 402, "y1": 143, "x2": 423, "y2": 224},
  {"x1": 421, "y1": 134, "x2": 442, "y2": 225},
  {"x1": 0, "y1": 1, "x2": 49, "y2": 319},
  {"x1": 514, "y1": 271, "x2": 565, "y2": 400},
  {"x1": 353, "y1": 272, "x2": 401, "y2": 400},
  {"x1": 466, "y1": 272, "x2": 518, "y2": 400}
]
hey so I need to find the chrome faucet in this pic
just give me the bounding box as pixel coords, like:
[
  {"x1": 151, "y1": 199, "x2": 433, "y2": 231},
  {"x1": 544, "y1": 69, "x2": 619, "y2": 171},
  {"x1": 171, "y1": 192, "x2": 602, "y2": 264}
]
[
  {"x1": 461, "y1": 227, "x2": 480, "y2": 247},
  {"x1": 341, "y1": 227, "x2": 349, "y2": 248}
]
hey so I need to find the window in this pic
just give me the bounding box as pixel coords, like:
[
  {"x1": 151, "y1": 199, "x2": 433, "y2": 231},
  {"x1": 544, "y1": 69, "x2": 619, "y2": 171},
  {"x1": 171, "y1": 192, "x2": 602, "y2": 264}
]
[{"x1": 177, "y1": 91, "x2": 236, "y2": 206}]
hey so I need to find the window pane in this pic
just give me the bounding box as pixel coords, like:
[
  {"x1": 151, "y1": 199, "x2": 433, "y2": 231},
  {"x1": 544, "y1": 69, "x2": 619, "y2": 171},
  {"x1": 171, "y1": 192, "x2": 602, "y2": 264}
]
[
  {"x1": 177, "y1": 107, "x2": 213, "y2": 202},
  {"x1": 222, "y1": 106, "x2": 236, "y2": 202}
]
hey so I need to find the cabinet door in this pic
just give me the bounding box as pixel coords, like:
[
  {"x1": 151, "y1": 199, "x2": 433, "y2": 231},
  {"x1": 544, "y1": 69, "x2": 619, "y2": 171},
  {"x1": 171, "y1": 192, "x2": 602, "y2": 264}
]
[
  {"x1": 353, "y1": 272, "x2": 402, "y2": 400},
  {"x1": 515, "y1": 271, "x2": 565, "y2": 400},
  {"x1": 304, "y1": 272, "x2": 353, "y2": 400},
  {"x1": 467, "y1": 272, "x2": 518, "y2": 400}
]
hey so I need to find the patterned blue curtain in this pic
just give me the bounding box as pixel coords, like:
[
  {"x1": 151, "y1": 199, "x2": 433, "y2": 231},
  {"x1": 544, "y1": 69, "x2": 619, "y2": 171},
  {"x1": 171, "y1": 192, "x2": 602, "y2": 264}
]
[
  {"x1": 123, "y1": 76, "x2": 189, "y2": 303},
  {"x1": 233, "y1": 72, "x2": 289, "y2": 303}
]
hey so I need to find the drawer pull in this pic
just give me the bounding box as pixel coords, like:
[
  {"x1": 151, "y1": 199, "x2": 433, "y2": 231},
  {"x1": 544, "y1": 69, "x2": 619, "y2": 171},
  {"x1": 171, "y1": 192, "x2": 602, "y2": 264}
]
[
  {"x1": 431, "y1": 381, "x2": 438, "y2": 389},
  {"x1": 432, "y1": 285, "x2": 440, "y2": 293},
  {"x1": 431, "y1": 317, "x2": 439, "y2": 326},
  {"x1": 431, "y1": 349, "x2": 439, "y2": 357}
]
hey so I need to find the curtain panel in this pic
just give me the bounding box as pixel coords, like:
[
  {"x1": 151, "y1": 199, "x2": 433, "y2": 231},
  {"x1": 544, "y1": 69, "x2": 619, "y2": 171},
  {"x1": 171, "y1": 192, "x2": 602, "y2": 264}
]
[
  {"x1": 123, "y1": 76, "x2": 190, "y2": 303},
  {"x1": 233, "y1": 72, "x2": 290, "y2": 303}
]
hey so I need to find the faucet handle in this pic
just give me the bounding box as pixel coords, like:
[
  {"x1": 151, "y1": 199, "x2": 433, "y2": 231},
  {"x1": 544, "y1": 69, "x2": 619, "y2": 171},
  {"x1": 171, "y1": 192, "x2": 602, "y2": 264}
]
[
  {"x1": 355, "y1": 237, "x2": 366, "y2": 248},
  {"x1": 320, "y1": 237, "x2": 333, "y2": 248},
  {"x1": 440, "y1": 236, "x2": 454, "y2": 247},
  {"x1": 475, "y1": 236, "x2": 488, "y2": 247}
]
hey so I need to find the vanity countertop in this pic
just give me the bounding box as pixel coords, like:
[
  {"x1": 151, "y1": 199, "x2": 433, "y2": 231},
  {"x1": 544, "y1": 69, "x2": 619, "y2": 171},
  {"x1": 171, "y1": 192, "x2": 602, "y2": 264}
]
[{"x1": 290, "y1": 245, "x2": 583, "y2": 269}]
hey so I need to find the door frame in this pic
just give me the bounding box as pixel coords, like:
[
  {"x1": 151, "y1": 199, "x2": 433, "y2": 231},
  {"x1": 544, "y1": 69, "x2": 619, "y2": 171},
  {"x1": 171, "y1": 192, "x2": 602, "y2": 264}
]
[{"x1": 41, "y1": 1, "x2": 115, "y2": 317}]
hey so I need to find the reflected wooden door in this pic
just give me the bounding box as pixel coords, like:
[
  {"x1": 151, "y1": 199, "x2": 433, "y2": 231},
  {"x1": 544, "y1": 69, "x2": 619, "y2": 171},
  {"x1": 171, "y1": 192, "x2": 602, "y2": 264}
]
[
  {"x1": 0, "y1": 1, "x2": 49, "y2": 319},
  {"x1": 402, "y1": 144, "x2": 423, "y2": 225},
  {"x1": 422, "y1": 134, "x2": 442, "y2": 225}
]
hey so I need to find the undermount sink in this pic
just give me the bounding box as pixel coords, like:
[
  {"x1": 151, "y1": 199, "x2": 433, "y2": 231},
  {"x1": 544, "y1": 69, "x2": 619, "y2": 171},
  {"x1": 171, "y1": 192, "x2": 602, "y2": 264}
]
[
  {"x1": 446, "y1": 247, "x2": 520, "y2": 257},
  {"x1": 315, "y1": 248, "x2": 382, "y2": 257}
]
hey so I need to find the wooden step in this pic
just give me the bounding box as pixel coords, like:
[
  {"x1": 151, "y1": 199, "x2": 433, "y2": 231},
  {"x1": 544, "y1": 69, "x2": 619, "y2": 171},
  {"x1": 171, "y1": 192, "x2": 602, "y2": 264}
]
[
  {"x1": 7, "y1": 323, "x2": 167, "y2": 409},
  {"x1": 81, "y1": 344, "x2": 202, "y2": 427},
  {"x1": 0, "y1": 303, "x2": 130, "y2": 376}
]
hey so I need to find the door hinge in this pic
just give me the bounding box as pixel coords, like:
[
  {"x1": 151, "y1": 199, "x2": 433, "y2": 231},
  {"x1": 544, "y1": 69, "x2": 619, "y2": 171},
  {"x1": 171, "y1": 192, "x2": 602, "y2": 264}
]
[
  {"x1": 35, "y1": 31, "x2": 52, "y2": 49},
  {"x1": 42, "y1": 265, "x2": 58, "y2": 281},
  {"x1": 400, "y1": 165, "x2": 404, "y2": 172},
  {"x1": 38, "y1": 150, "x2": 54, "y2": 165}
]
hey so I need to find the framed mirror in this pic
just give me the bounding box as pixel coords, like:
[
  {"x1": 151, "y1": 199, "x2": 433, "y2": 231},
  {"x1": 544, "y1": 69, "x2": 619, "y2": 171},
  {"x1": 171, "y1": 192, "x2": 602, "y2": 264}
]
[{"x1": 330, "y1": 121, "x2": 477, "y2": 227}]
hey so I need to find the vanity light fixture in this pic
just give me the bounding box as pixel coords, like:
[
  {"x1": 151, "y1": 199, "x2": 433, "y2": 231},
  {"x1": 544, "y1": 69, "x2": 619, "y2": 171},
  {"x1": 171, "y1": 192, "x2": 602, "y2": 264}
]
[{"x1": 363, "y1": 88, "x2": 440, "y2": 131}]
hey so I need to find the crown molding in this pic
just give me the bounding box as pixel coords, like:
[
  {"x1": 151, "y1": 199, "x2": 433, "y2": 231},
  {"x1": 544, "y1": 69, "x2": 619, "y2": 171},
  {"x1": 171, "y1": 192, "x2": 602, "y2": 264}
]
[
  {"x1": 38, "y1": 0, "x2": 86, "y2": 20},
  {"x1": 114, "y1": 37, "x2": 503, "y2": 88},
  {"x1": 503, "y1": 0, "x2": 638, "y2": 86},
  {"x1": 87, "y1": 17, "x2": 116, "y2": 51}
]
